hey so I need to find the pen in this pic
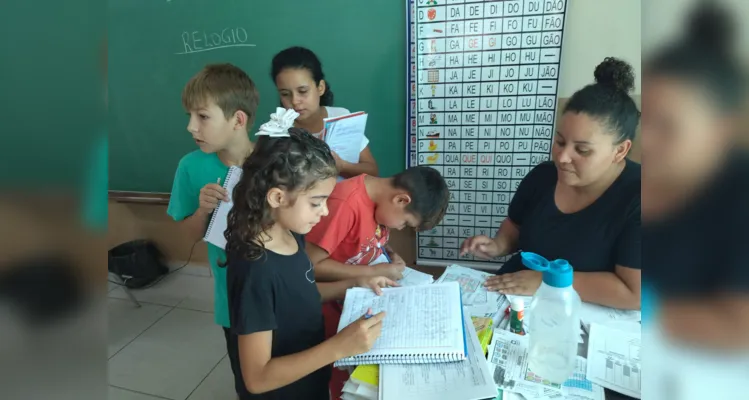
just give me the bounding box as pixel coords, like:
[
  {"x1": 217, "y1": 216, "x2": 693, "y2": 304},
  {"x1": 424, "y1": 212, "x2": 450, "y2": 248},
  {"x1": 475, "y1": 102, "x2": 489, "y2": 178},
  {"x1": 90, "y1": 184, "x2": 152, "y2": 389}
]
[{"x1": 377, "y1": 243, "x2": 392, "y2": 263}]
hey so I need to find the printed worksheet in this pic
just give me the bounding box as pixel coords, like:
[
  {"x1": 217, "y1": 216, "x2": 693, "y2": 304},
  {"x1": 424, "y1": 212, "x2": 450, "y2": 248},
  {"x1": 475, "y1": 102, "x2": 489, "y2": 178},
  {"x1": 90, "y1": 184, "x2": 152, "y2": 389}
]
[
  {"x1": 586, "y1": 323, "x2": 641, "y2": 399},
  {"x1": 436, "y1": 264, "x2": 504, "y2": 319}
]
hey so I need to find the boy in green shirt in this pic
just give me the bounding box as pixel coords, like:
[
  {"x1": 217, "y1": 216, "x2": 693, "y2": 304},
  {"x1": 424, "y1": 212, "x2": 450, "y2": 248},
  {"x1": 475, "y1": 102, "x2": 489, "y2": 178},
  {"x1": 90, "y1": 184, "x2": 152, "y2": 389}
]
[{"x1": 167, "y1": 63, "x2": 258, "y2": 385}]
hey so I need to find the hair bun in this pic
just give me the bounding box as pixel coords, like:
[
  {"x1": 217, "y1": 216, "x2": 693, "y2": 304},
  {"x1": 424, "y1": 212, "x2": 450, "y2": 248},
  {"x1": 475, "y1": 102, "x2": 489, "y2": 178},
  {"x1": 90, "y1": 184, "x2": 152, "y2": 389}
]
[
  {"x1": 685, "y1": 2, "x2": 734, "y2": 54},
  {"x1": 594, "y1": 57, "x2": 635, "y2": 94}
]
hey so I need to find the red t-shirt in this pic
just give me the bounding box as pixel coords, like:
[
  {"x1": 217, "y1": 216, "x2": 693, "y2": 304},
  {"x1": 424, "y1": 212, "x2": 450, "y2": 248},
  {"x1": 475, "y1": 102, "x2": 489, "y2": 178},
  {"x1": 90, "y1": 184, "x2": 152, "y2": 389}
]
[{"x1": 306, "y1": 174, "x2": 390, "y2": 265}]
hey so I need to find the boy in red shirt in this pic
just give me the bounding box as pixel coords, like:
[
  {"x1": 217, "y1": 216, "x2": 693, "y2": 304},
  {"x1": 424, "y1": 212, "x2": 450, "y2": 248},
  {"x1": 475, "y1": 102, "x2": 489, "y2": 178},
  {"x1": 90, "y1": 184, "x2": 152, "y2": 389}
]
[{"x1": 305, "y1": 166, "x2": 449, "y2": 398}]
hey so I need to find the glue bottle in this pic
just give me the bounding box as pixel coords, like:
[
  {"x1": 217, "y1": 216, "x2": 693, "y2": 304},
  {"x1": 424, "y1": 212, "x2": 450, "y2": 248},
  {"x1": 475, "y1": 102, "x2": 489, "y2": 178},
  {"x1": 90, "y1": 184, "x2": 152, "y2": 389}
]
[
  {"x1": 522, "y1": 252, "x2": 581, "y2": 384},
  {"x1": 509, "y1": 297, "x2": 525, "y2": 335}
]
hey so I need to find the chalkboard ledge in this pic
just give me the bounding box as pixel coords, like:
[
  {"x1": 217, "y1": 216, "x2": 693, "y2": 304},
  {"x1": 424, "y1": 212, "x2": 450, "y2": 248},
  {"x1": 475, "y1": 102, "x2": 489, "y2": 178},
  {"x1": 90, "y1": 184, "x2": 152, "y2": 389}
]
[{"x1": 109, "y1": 191, "x2": 170, "y2": 205}]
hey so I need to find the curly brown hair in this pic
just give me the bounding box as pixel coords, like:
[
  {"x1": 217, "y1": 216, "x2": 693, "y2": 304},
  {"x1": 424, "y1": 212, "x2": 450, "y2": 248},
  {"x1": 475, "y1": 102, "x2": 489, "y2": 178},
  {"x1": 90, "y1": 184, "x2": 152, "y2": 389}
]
[{"x1": 223, "y1": 128, "x2": 337, "y2": 265}]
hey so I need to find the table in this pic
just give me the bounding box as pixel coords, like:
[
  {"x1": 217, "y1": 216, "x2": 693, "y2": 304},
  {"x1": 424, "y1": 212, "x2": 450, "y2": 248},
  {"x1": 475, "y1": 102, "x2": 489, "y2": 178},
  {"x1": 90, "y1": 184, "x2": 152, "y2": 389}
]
[{"x1": 412, "y1": 265, "x2": 636, "y2": 400}]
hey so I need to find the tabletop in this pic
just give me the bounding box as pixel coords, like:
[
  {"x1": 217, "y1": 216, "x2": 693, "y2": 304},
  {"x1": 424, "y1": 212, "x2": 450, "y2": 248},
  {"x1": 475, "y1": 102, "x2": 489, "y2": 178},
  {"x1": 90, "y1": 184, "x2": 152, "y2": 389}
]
[{"x1": 411, "y1": 265, "x2": 636, "y2": 400}]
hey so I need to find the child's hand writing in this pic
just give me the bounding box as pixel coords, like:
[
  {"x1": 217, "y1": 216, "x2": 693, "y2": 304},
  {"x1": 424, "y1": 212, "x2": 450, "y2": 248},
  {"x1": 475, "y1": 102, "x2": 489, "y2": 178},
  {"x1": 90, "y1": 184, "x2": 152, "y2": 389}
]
[
  {"x1": 198, "y1": 180, "x2": 229, "y2": 214},
  {"x1": 373, "y1": 262, "x2": 406, "y2": 281},
  {"x1": 332, "y1": 308, "x2": 385, "y2": 359},
  {"x1": 356, "y1": 276, "x2": 399, "y2": 295}
]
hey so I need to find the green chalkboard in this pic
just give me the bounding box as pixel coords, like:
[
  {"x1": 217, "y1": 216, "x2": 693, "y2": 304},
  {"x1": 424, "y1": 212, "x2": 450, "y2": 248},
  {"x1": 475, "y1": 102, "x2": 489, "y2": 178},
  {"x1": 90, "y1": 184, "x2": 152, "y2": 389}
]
[{"x1": 109, "y1": 0, "x2": 407, "y2": 193}]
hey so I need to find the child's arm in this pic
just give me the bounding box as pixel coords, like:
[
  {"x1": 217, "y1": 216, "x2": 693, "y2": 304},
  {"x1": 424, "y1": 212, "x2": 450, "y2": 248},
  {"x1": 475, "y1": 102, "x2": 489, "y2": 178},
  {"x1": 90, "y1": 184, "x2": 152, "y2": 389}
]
[
  {"x1": 334, "y1": 146, "x2": 379, "y2": 178},
  {"x1": 307, "y1": 243, "x2": 405, "y2": 281},
  {"x1": 238, "y1": 312, "x2": 386, "y2": 394}
]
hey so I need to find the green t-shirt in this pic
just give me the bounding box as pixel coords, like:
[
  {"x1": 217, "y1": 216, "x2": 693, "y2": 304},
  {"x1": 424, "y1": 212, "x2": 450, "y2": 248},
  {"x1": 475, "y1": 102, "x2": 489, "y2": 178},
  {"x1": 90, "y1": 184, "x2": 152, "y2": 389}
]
[{"x1": 167, "y1": 150, "x2": 231, "y2": 327}]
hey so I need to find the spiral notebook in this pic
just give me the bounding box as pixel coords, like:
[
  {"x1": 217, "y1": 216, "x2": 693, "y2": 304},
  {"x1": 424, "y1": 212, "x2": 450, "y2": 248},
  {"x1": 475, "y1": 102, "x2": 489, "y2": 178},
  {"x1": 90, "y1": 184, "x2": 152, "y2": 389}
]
[
  {"x1": 334, "y1": 282, "x2": 467, "y2": 367},
  {"x1": 203, "y1": 166, "x2": 242, "y2": 249}
]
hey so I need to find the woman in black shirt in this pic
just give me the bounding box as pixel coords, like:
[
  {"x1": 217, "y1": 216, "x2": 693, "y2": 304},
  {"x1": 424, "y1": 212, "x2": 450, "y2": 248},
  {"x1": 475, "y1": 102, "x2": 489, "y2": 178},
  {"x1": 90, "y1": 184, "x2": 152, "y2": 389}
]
[{"x1": 461, "y1": 58, "x2": 641, "y2": 310}]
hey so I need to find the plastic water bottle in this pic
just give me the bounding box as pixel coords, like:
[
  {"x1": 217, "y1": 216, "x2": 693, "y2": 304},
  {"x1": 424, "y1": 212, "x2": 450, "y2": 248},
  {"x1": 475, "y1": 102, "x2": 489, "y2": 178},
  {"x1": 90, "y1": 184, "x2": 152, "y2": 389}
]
[{"x1": 522, "y1": 252, "x2": 581, "y2": 384}]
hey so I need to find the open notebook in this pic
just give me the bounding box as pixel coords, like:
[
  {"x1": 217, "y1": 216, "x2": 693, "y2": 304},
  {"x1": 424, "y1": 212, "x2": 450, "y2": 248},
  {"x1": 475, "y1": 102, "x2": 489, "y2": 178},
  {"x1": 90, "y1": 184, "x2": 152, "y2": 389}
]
[
  {"x1": 334, "y1": 282, "x2": 467, "y2": 367},
  {"x1": 203, "y1": 166, "x2": 242, "y2": 249}
]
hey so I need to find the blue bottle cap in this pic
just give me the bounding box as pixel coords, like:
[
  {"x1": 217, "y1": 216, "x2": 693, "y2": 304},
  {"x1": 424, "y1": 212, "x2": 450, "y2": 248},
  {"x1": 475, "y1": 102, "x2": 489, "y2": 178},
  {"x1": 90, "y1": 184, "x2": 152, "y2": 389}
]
[{"x1": 521, "y1": 252, "x2": 574, "y2": 288}]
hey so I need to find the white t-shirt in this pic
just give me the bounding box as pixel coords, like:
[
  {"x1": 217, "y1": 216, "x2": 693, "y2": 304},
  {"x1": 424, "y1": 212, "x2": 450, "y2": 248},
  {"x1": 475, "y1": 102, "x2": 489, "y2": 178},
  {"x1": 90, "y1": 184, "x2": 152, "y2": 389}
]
[{"x1": 311, "y1": 106, "x2": 370, "y2": 153}]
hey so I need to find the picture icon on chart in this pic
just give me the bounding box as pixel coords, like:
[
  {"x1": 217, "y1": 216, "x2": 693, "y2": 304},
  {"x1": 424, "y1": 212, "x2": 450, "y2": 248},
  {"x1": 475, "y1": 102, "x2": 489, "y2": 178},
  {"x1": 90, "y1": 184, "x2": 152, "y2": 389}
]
[
  {"x1": 431, "y1": 84, "x2": 437, "y2": 96},
  {"x1": 427, "y1": 69, "x2": 439, "y2": 83},
  {"x1": 428, "y1": 140, "x2": 438, "y2": 151},
  {"x1": 426, "y1": 153, "x2": 439, "y2": 164},
  {"x1": 427, "y1": 8, "x2": 437, "y2": 20},
  {"x1": 428, "y1": 100, "x2": 436, "y2": 110},
  {"x1": 426, "y1": 131, "x2": 440, "y2": 138},
  {"x1": 426, "y1": 0, "x2": 438, "y2": 6},
  {"x1": 430, "y1": 113, "x2": 438, "y2": 124}
]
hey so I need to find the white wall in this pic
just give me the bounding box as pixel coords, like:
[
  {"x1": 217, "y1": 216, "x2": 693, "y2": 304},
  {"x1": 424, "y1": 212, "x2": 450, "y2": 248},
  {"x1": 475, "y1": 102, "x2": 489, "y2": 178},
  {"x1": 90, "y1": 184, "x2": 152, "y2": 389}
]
[{"x1": 558, "y1": 0, "x2": 641, "y2": 97}]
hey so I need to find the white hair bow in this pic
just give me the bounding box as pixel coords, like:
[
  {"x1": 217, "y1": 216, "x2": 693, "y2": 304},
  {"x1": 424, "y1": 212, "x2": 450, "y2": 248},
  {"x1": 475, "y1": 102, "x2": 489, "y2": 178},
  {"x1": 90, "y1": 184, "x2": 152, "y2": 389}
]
[{"x1": 255, "y1": 107, "x2": 300, "y2": 138}]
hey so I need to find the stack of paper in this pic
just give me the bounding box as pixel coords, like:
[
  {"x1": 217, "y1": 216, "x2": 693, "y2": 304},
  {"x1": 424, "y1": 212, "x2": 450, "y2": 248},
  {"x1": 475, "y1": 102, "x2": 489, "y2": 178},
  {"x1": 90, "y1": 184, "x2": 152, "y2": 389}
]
[
  {"x1": 487, "y1": 330, "x2": 604, "y2": 400},
  {"x1": 378, "y1": 312, "x2": 497, "y2": 400},
  {"x1": 342, "y1": 365, "x2": 379, "y2": 400},
  {"x1": 435, "y1": 264, "x2": 506, "y2": 320},
  {"x1": 397, "y1": 267, "x2": 434, "y2": 287}
]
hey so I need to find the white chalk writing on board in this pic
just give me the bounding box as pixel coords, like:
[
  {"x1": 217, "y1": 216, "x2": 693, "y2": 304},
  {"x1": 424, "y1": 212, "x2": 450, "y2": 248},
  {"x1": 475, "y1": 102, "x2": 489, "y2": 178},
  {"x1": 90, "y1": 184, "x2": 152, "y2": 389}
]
[{"x1": 177, "y1": 27, "x2": 256, "y2": 55}]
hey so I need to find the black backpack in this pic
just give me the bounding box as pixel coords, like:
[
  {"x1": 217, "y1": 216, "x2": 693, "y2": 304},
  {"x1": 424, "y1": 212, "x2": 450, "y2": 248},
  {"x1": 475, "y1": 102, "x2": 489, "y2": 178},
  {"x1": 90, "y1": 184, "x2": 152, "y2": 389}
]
[{"x1": 108, "y1": 240, "x2": 169, "y2": 288}]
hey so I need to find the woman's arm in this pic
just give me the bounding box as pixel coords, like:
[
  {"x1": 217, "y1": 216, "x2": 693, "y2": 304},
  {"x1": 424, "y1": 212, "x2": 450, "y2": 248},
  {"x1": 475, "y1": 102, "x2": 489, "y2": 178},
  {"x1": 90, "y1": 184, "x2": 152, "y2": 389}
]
[
  {"x1": 461, "y1": 218, "x2": 520, "y2": 259},
  {"x1": 335, "y1": 146, "x2": 379, "y2": 178},
  {"x1": 572, "y1": 265, "x2": 641, "y2": 309},
  {"x1": 486, "y1": 265, "x2": 641, "y2": 310}
]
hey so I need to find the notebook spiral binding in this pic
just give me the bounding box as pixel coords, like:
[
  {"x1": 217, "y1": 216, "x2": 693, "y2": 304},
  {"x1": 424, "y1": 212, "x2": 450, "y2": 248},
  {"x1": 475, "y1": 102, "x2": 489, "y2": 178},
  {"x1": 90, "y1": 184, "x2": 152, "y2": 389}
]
[
  {"x1": 203, "y1": 167, "x2": 239, "y2": 241},
  {"x1": 334, "y1": 351, "x2": 466, "y2": 367}
]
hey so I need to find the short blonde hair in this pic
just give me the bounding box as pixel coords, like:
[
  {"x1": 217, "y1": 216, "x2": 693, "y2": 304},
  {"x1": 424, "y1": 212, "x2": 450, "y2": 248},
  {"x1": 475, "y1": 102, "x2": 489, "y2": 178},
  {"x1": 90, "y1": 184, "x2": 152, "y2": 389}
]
[{"x1": 182, "y1": 63, "x2": 260, "y2": 129}]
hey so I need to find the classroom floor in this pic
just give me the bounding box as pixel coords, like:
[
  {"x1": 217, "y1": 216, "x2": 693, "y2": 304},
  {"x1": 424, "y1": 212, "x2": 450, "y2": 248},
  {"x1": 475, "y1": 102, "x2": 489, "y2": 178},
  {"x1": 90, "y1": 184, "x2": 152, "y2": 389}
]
[{"x1": 108, "y1": 263, "x2": 236, "y2": 400}]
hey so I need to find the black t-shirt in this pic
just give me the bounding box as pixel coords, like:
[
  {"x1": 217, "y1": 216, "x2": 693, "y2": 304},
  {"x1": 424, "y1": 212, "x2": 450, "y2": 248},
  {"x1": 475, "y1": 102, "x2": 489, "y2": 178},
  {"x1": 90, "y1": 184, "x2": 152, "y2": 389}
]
[
  {"x1": 644, "y1": 152, "x2": 749, "y2": 297},
  {"x1": 226, "y1": 233, "x2": 330, "y2": 400},
  {"x1": 501, "y1": 160, "x2": 641, "y2": 275}
]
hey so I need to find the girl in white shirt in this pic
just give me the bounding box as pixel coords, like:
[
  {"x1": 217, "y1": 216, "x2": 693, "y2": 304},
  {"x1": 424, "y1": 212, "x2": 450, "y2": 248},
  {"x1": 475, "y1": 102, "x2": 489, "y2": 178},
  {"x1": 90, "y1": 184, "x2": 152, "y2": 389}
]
[{"x1": 271, "y1": 46, "x2": 379, "y2": 178}]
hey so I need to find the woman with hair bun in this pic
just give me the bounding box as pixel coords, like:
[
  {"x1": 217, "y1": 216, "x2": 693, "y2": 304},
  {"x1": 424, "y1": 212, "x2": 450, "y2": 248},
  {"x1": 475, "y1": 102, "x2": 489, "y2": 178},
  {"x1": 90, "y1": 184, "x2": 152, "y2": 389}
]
[{"x1": 461, "y1": 57, "x2": 642, "y2": 310}]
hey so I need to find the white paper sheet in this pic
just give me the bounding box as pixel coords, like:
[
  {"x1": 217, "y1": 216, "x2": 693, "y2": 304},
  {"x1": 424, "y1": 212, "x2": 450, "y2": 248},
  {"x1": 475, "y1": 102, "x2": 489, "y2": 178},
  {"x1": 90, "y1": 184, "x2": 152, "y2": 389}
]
[
  {"x1": 379, "y1": 312, "x2": 496, "y2": 400},
  {"x1": 579, "y1": 302, "x2": 641, "y2": 332},
  {"x1": 397, "y1": 267, "x2": 434, "y2": 287},
  {"x1": 436, "y1": 264, "x2": 505, "y2": 319},
  {"x1": 368, "y1": 252, "x2": 433, "y2": 287},
  {"x1": 586, "y1": 323, "x2": 641, "y2": 399},
  {"x1": 324, "y1": 112, "x2": 367, "y2": 164}
]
